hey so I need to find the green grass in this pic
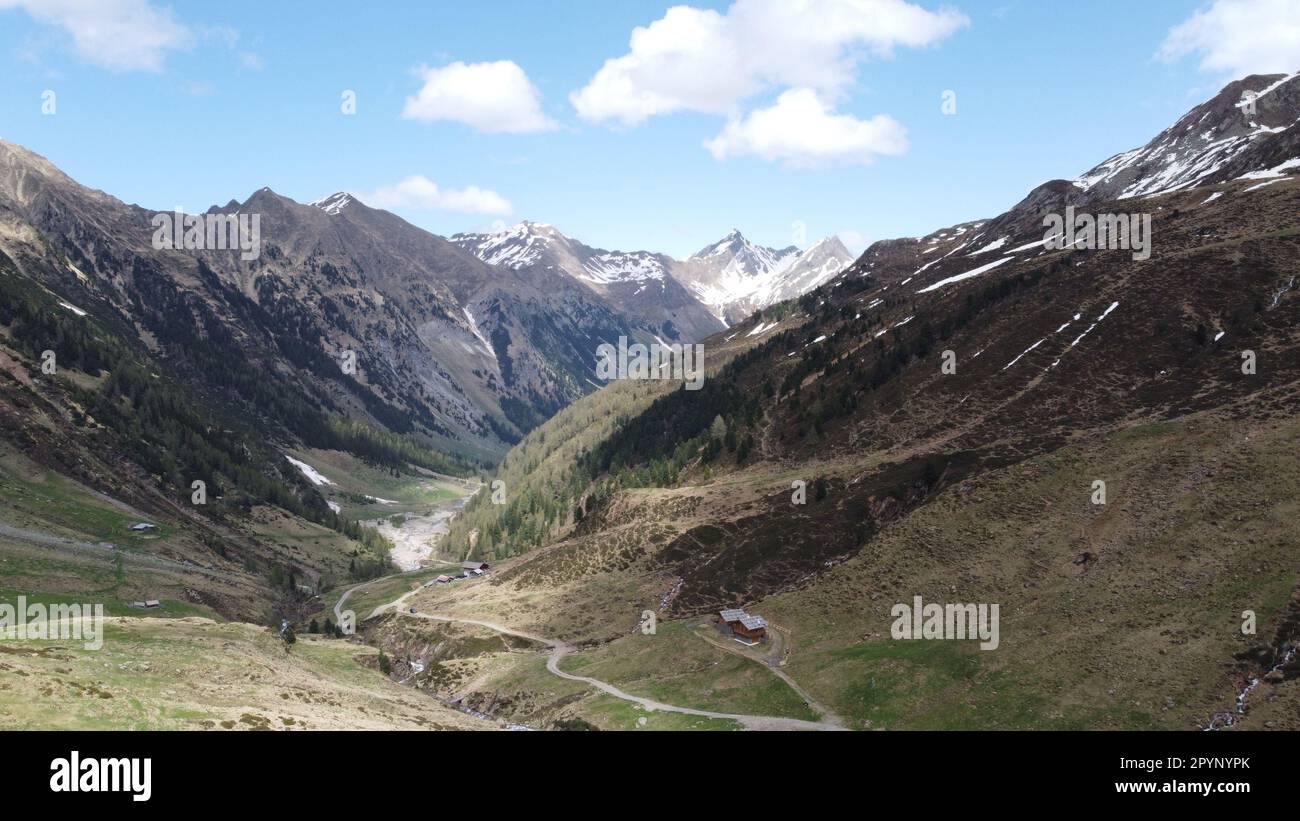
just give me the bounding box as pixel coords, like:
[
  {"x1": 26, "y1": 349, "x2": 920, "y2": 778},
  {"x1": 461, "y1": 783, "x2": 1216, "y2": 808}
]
[
  {"x1": 578, "y1": 694, "x2": 743, "y2": 730},
  {"x1": 290, "y1": 448, "x2": 468, "y2": 521},
  {"x1": 0, "y1": 462, "x2": 174, "y2": 549},
  {"x1": 0, "y1": 618, "x2": 474, "y2": 730},
  {"x1": 317, "y1": 564, "x2": 465, "y2": 622},
  {"x1": 0, "y1": 588, "x2": 213, "y2": 619},
  {"x1": 561, "y1": 621, "x2": 818, "y2": 721}
]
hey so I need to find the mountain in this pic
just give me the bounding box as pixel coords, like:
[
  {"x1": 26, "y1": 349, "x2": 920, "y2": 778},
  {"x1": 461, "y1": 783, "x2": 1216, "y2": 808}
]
[
  {"x1": 432, "y1": 73, "x2": 1300, "y2": 731},
  {"x1": 1074, "y1": 71, "x2": 1300, "y2": 201},
  {"x1": 452, "y1": 222, "x2": 853, "y2": 334},
  {"x1": 674, "y1": 230, "x2": 855, "y2": 324},
  {"x1": 293, "y1": 194, "x2": 650, "y2": 443},
  {"x1": 0, "y1": 140, "x2": 669, "y2": 626},
  {"x1": 0, "y1": 142, "x2": 657, "y2": 459},
  {"x1": 450, "y1": 221, "x2": 724, "y2": 344}
]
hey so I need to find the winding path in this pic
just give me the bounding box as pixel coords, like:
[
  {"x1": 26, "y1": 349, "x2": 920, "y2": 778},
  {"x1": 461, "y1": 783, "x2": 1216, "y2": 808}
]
[{"x1": 369, "y1": 590, "x2": 844, "y2": 731}]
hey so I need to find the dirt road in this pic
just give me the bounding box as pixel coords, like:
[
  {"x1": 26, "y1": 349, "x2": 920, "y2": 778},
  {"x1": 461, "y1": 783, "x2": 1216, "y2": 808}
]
[{"x1": 371, "y1": 591, "x2": 844, "y2": 731}]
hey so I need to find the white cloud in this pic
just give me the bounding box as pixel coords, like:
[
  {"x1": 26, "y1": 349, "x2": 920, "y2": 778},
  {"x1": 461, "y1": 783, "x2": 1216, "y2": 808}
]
[
  {"x1": 704, "y1": 88, "x2": 907, "y2": 166},
  {"x1": 571, "y1": 0, "x2": 969, "y2": 125},
  {"x1": 1158, "y1": 0, "x2": 1300, "y2": 77},
  {"x1": 361, "y1": 176, "x2": 514, "y2": 216},
  {"x1": 401, "y1": 60, "x2": 557, "y2": 134},
  {"x1": 837, "y1": 229, "x2": 871, "y2": 253},
  {"x1": 0, "y1": 0, "x2": 192, "y2": 72}
]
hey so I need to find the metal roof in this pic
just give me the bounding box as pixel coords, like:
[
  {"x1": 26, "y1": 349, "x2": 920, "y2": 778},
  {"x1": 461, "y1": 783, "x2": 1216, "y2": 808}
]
[
  {"x1": 719, "y1": 609, "x2": 747, "y2": 622},
  {"x1": 739, "y1": 616, "x2": 767, "y2": 630}
]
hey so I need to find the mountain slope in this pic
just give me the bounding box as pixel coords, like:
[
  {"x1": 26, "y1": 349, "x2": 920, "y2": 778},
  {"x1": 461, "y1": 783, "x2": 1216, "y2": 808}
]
[
  {"x1": 1074, "y1": 72, "x2": 1300, "y2": 201},
  {"x1": 0, "y1": 143, "x2": 652, "y2": 459},
  {"x1": 0, "y1": 139, "x2": 656, "y2": 625},
  {"x1": 434, "y1": 73, "x2": 1300, "y2": 731}
]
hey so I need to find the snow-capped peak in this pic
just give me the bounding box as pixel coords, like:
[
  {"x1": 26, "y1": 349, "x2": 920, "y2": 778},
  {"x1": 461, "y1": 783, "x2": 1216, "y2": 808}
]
[
  {"x1": 451, "y1": 221, "x2": 559, "y2": 269},
  {"x1": 310, "y1": 192, "x2": 353, "y2": 215},
  {"x1": 677, "y1": 231, "x2": 854, "y2": 324}
]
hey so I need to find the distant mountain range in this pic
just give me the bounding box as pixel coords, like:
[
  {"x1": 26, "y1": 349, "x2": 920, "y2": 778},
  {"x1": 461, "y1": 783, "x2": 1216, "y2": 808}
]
[
  {"x1": 449, "y1": 221, "x2": 724, "y2": 344},
  {"x1": 452, "y1": 222, "x2": 855, "y2": 329},
  {"x1": 0, "y1": 135, "x2": 856, "y2": 484}
]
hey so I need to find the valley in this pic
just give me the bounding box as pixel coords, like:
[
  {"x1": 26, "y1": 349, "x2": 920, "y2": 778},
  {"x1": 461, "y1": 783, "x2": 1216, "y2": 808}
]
[{"x1": 1, "y1": 65, "x2": 1299, "y2": 735}]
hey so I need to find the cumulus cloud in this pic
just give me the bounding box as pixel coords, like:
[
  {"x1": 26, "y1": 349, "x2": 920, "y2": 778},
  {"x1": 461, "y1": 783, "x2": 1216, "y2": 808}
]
[
  {"x1": 361, "y1": 176, "x2": 514, "y2": 216},
  {"x1": 402, "y1": 60, "x2": 557, "y2": 134},
  {"x1": 704, "y1": 88, "x2": 908, "y2": 166},
  {"x1": 571, "y1": 0, "x2": 969, "y2": 125},
  {"x1": 1158, "y1": 0, "x2": 1300, "y2": 77},
  {"x1": 0, "y1": 0, "x2": 192, "y2": 72}
]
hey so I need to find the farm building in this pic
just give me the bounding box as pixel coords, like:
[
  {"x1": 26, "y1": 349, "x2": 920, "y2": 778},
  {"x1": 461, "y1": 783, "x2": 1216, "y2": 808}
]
[
  {"x1": 130, "y1": 522, "x2": 156, "y2": 532},
  {"x1": 717, "y1": 609, "x2": 767, "y2": 643},
  {"x1": 733, "y1": 615, "x2": 768, "y2": 643},
  {"x1": 462, "y1": 561, "x2": 490, "y2": 572}
]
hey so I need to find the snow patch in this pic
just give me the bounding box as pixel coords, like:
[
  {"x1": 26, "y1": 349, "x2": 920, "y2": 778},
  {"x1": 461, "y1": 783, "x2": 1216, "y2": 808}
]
[
  {"x1": 916, "y1": 256, "x2": 1016, "y2": 294},
  {"x1": 286, "y1": 456, "x2": 334, "y2": 486}
]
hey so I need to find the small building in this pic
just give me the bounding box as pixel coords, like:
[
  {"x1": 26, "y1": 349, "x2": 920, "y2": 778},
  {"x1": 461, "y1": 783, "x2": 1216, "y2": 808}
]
[
  {"x1": 732, "y1": 615, "x2": 767, "y2": 643},
  {"x1": 143, "y1": 600, "x2": 161, "y2": 609},
  {"x1": 435, "y1": 575, "x2": 452, "y2": 585},
  {"x1": 462, "y1": 561, "x2": 490, "y2": 572},
  {"x1": 130, "y1": 522, "x2": 156, "y2": 532}
]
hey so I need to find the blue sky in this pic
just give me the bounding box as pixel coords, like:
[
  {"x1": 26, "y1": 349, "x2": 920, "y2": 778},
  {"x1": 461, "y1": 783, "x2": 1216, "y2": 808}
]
[{"x1": 0, "y1": 0, "x2": 1293, "y2": 257}]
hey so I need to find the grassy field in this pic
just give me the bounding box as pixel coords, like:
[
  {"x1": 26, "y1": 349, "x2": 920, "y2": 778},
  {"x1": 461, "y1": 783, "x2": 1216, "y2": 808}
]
[
  {"x1": 0, "y1": 588, "x2": 212, "y2": 619},
  {"x1": 387, "y1": 623, "x2": 748, "y2": 730},
  {"x1": 288, "y1": 448, "x2": 471, "y2": 521},
  {"x1": 561, "y1": 620, "x2": 818, "y2": 722},
  {"x1": 0, "y1": 446, "x2": 175, "y2": 550},
  {"x1": 0, "y1": 616, "x2": 487, "y2": 730},
  {"x1": 576, "y1": 695, "x2": 742, "y2": 730}
]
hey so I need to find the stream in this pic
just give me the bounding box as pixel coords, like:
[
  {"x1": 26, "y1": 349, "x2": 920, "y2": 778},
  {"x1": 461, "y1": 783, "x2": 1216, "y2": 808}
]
[{"x1": 1205, "y1": 643, "x2": 1297, "y2": 730}]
